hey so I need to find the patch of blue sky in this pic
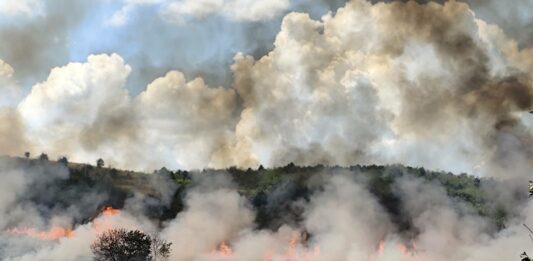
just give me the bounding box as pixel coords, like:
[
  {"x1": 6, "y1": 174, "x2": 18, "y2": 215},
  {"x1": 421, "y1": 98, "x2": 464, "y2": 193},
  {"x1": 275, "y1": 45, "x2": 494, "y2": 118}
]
[
  {"x1": 68, "y1": 2, "x2": 280, "y2": 93},
  {"x1": 56, "y1": 0, "x2": 346, "y2": 93},
  {"x1": 67, "y1": 0, "x2": 126, "y2": 62}
]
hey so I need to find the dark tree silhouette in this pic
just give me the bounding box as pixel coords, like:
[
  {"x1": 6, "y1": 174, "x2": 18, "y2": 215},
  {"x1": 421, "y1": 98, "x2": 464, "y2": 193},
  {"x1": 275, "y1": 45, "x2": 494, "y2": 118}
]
[
  {"x1": 521, "y1": 252, "x2": 531, "y2": 261},
  {"x1": 91, "y1": 229, "x2": 152, "y2": 261},
  {"x1": 58, "y1": 156, "x2": 68, "y2": 166},
  {"x1": 522, "y1": 181, "x2": 533, "y2": 261},
  {"x1": 97, "y1": 158, "x2": 105, "y2": 168},
  {"x1": 39, "y1": 153, "x2": 48, "y2": 161}
]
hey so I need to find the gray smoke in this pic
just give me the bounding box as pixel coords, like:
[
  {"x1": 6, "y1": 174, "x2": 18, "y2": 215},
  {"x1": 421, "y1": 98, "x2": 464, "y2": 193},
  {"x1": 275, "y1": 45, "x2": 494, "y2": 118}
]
[
  {"x1": 2, "y1": 166, "x2": 531, "y2": 260},
  {"x1": 2, "y1": 0, "x2": 531, "y2": 177},
  {"x1": 1, "y1": 0, "x2": 532, "y2": 260}
]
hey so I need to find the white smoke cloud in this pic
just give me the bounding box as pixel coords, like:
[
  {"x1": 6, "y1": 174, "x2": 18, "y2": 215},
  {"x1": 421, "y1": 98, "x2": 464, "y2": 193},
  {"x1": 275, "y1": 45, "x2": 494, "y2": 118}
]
[
  {"x1": 229, "y1": 12, "x2": 393, "y2": 168},
  {"x1": 162, "y1": 0, "x2": 290, "y2": 23},
  {"x1": 136, "y1": 71, "x2": 236, "y2": 170},
  {"x1": 17, "y1": 53, "x2": 137, "y2": 166},
  {"x1": 0, "y1": 60, "x2": 26, "y2": 155},
  {"x1": 226, "y1": 0, "x2": 532, "y2": 176},
  {"x1": 303, "y1": 174, "x2": 394, "y2": 260},
  {"x1": 0, "y1": 59, "x2": 20, "y2": 108},
  {"x1": 107, "y1": 0, "x2": 165, "y2": 26},
  {"x1": 0, "y1": 0, "x2": 44, "y2": 17},
  {"x1": 2, "y1": 0, "x2": 532, "y2": 175},
  {"x1": 109, "y1": 0, "x2": 290, "y2": 26},
  {"x1": 161, "y1": 174, "x2": 255, "y2": 260}
]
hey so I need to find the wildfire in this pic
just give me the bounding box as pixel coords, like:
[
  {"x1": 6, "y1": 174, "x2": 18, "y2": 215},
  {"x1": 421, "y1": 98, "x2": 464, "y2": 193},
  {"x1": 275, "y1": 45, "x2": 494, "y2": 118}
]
[
  {"x1": 378, "y1": 240, "x2": 385, "y2": 255},
  {"x1": 398, "y1": 241, "x2": 417, "y2": 258},
  {"x1": 208, "y1": 233, "x2": 320, "y2": 261},
  {"x1": 92, "y1": 206, "x2": 121, "y2": 234},
  {"x1": 4, "y1": 226, "x2": 74, "y2": 240},
  {"x1": 2, "y1": 206, "x2": 423, "y2": 261},
  {"x1": 264, "y1": 234, "x2": 320, "y2": 261},
  {"x1": 3, "y1": 206, "x2": 120, "y2": 241},
  {"x1": 262, "y1": 245, "x2": 320, "y2": 261},
  {"x1": 372, "y1": 240, "x2": 420, "y2": 260},
  {"x1": 207, "y1": 241, "x2": 234, "y2": 259},
  {"x1": 101, "y1": 206, "x2": 120, "y2": 217}
]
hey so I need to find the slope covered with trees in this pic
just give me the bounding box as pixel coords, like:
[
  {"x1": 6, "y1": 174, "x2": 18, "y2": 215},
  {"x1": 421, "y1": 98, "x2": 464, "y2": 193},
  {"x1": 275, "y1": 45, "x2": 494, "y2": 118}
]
[{"x1": 1, "y1": 155, "x2": 522, "y2": 234}]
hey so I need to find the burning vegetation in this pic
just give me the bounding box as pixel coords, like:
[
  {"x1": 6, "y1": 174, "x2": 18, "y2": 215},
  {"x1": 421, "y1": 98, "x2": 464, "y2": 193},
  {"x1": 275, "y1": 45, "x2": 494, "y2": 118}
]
[
  {"x1": 4, "y1": 226, "x2": 74, "y2": 241},
  {"x1": 0, "y1": 156, "x2": 530, "y2": 260},
  {"x1": 3, "y1": 206, "x2": 120, "y2": 241}
]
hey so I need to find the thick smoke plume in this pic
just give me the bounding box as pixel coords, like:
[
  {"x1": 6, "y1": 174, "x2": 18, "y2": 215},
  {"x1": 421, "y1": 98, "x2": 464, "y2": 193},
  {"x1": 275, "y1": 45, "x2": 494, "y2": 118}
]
[{"x1": 1, "y1": 0, "x2": 530, "y2": 177}]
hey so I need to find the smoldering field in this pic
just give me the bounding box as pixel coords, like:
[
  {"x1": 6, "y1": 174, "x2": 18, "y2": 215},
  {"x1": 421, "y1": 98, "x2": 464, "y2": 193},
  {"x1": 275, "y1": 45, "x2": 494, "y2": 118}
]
[{"x1": 0, "y1": 157, "x2": 531, "y2": 261}]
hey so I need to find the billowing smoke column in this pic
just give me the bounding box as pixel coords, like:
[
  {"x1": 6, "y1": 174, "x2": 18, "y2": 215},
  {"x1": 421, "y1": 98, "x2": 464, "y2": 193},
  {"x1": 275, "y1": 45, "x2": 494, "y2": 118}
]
[{"x1": 0, "y1": 0, "x2": 530, "y2": 177}]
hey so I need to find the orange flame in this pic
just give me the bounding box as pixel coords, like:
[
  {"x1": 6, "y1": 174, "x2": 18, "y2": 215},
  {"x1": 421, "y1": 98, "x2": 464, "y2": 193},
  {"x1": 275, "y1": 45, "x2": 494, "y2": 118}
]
[
  {"x1": 398, "y1": 241, "x2": 418, "y2": 258},
  {"x1": 273, "y1": 233, "x2": 320, "y2": 261},
  {"x1": 4, "y1": 206, "x2": 120, "y2": 241},
  {"x1": 263, "y1": 245, "x2": 320, "y2": 261},
  {"x1": 378, "y1": 240, "x2": 385, "y2": 256},
  {"x1": 4, "y1": 226, "x2": 74, "y2": 240},
  {"x1": 92, "y1": 206, "x2": 121, "y2": 234},
  {"x1": 371, "y1": 240, "x2": 420, "y2": 260},
  {"x1": 219, "y1": 242, "x2": 233, "y2": 256},
  {"x1": 101, "y1": 207, "x2": 119, "y2": 217},
  {"x1": 208, "y1": 241, "x2": 234, "y2": 259},
  {"x1": 208, "y1": 233, "x2": 320, "y2": 261}
]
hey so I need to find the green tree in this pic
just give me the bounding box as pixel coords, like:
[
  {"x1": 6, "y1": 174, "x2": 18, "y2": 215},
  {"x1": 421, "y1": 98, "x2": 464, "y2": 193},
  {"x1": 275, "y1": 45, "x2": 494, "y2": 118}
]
[{"x1": 91, "y1": 229, "x2": 152, "y2": 261}]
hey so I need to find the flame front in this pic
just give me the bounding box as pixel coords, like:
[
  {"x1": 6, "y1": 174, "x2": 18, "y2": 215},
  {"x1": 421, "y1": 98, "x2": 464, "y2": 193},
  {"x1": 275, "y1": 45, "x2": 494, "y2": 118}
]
[
  {"x1": 265, "y1": 234, "x2": 320, "y2": 261},
  {"x1": 92, "y1": 206, "x2": 121, "y2": 233},
  {"x1": 3, "y1": 206, "x2": 120, "y2": 241},
  {"x1": 101, "y1": 206, "x2": 119, "y2": 217},
  {"x1": 207, "y1": 233, "x2": 320, "y2": 261},
  {"x1": 370, "y1": 240, "x2": 421, "y2": 261},
  {"x1": 4, "y1": 226, "x2": 74, "y2": 240},
  {"x1": 3, "y1": 207, "x2": 424, "y2": 261}
]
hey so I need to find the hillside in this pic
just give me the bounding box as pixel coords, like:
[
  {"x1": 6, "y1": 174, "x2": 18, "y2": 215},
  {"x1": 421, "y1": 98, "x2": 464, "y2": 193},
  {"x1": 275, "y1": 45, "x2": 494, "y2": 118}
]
[{"x1": 0, "y1": 155, "x2": 522, "y2": 234}]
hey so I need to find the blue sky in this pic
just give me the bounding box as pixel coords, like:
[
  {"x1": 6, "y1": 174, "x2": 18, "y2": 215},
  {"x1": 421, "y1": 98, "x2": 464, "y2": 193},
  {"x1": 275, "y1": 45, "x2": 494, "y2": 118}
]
[
  {"x1": 0, "y1": 0, "x2": 347, "y2": 94},
  {"x1": 1, "y1": 0, "x2": 531, "y2": 94}
]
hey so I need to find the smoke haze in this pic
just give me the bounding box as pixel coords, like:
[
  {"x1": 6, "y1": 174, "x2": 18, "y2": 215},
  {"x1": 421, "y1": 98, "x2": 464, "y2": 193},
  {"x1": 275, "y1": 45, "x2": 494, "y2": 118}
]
[
  {"x1": 0, "y1": 0, "x2": 532, "y2": 260},
  {"x1": 0, "y1": 164, "x2": 531, "y2": 261}
]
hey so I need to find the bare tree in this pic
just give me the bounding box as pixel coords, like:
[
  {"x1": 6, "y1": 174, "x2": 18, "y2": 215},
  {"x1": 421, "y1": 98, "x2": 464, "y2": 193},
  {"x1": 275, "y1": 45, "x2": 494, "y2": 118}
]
[
  {"x1": 151, "y1": 235, "x2": 172, "y2": 261},
  {"x1": 521, "y1": 182, "x2": 533, "y2": 261}
]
